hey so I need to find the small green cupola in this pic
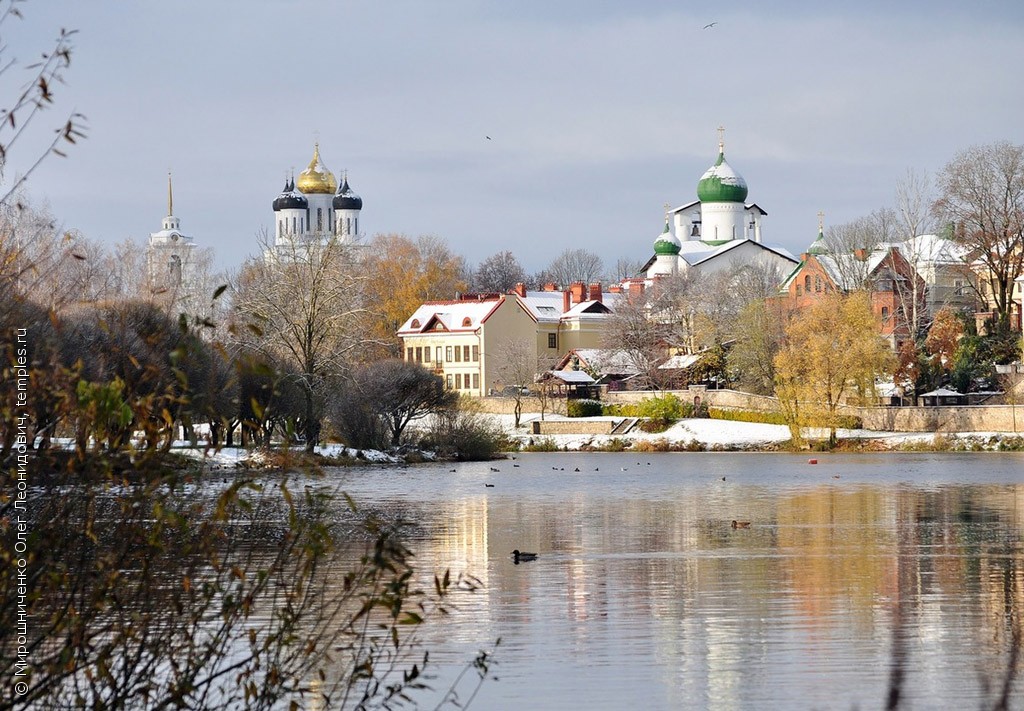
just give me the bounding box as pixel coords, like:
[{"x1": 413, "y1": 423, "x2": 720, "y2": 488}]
[
  {"x1": 653, "y1": 219, "x2": 681, "y2": 255},
  {"x1": 808, "y1": 211, "x2": 829, "y2": 255},
  {"x1": 696, "y1": 129, "x2": 748, "y2": 204}
]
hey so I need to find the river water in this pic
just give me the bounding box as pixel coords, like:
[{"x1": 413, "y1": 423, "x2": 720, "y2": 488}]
[{"x1": 309, "y1": 452, "x2": 1023, "y2": 710}]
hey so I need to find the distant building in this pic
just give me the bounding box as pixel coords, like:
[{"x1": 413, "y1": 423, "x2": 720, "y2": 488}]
[
  {"x1": 397, "y1": 283, "x2": 620, "y2": 396},
  {"x1": 268, "y1": 143, "x2": 362, "y2": 259},
  {"x1": 776, "y1": 222, "x2": 927, "y2": 350},
  {"x1": 146, "y1": 173, "x2": 197, "y2": 297},
  {"x1": 641, "y1": 129, "x2": 798, "y2": 281}
]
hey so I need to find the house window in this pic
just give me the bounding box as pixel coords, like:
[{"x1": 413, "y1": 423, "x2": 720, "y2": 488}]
[
  {"x1": 472, "y1": 373, "x2": 479, "y2": 390},
  {"x1": 454, "y1": 347, "x2": 462, "y2": 363},
  {"x1": 446, "y1": 346, "x2": 453, "y2": 362},
  {"x1": 954, "y1": 280, "x2": 964, "y2": 296},
  {"x1": 407, "y1": 348, "x2": 413, "y2": 361},
  {"x1": 462, "y1": 317, "x2": 472, "y2": 327},
  {"x1": 814, "y1": 276, "x2": 822, "y2": 293},
  {"x1": 415, "y1": 347, "x2": 422, "y2": 363},
  {"x1": 410, "y1": 319, "x2": 421, "y2": 329},
  {"x1": 455, "y1": 373, "x2": 462, "y2": 389},
  {"x1": 317, "y1": 208, "x2": 323, "y2": 232},
  {"x1": 446, "y1": 374, "x2": 453, "y2": 389},
  {"x1": 548, "y1": 333, "x2": 557, "y2": 349},
  {"x1": 472, "y1": 345, "x2": 479, "y2": 362},
  {"x1": 804, "y1": 275, "x2": 811, "y2": 292},
  {"x1": 796, "y1": 285, "x2": 802, "y2": 296},
  {"x1": 436, "y1": 346, "x2": 443, "y2": 363},
  {"x1": 463, "y1": 345, "x2": 470, "y2": 361},
  {"x1": 881, "y1": 306, "x2": 890, "y2": 320}
]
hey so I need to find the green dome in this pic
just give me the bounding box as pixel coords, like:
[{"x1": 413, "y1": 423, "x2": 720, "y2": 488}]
[
  {"x1": 653, "y1": 221, "x2": 681, "y2": 255},
  {"x1": 808, "y1": 229, "x2": 829, "y2": 255},
  {"x1": 696, "y1": 151, "x2": 748, "y2": 203}
]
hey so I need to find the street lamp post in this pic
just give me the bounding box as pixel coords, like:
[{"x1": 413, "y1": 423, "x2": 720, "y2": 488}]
[{"x1": 995, "y1": 363, "x2": 1024, "y2": 433}]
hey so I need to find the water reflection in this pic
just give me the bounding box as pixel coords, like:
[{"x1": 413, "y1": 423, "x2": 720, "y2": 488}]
[{"x1": 323, "y1": 453, "x2": 1024, "y2": 709}]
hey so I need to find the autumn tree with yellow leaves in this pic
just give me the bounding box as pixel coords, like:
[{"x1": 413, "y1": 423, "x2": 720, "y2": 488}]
[
  {"x1": 774, "y1": 292, "x2": 894, "y2": 447},
  {"x1": 361, "y1": 233, "x2": 468, "y2": 358}
]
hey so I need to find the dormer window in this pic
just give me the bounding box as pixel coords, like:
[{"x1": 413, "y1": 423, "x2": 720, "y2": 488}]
[
  {"x1": 411, "y1": 319, "x2": 421, "y2": 328},
  {"x1": 462, "y1": 317, "x2": 472, "y2": 327}
]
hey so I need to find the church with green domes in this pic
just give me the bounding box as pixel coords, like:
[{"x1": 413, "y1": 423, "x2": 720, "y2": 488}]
[{"x1": 642, "y1": 130, "x2": 798, "y2": 280}]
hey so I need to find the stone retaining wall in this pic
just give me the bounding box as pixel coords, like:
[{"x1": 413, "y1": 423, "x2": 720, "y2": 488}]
[
  {"x1": 482, "y1": 388, "x2": 1024, "y2": 434},
  {"x1": 531, "y1": 419, "x2": 618, "y2": 435}
]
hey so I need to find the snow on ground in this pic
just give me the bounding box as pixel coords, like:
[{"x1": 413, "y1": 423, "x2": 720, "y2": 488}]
[
  {"x1": 171, "y1": 442, "x2": 402, "y2": 467},
  {"x1": 499, "y1": 413, "x2": 1021, "y2": 451},
  {"x1": 137, "y1": 415, "x2": 1023, "y2": 466}
]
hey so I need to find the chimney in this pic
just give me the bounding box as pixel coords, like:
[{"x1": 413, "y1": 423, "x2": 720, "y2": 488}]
[
  {"x1": 628, "y1": 281, "x2": 646, "y2": 299},
  {"x1": 854, "y1": 248, "x2": 868, "y2": 261},
  {"x1": 562, "y1": 290, "x2": 571, "y2": 312},
  {"x1": 513, "y1": 282, "x2": 527, "y2": 297},
  {"x1": 570, "y1": 281, "x2": 586, "y2": 305},
  {"x1": 543, "y1": 282, "x2": 558, "y2": 292},
  {"x1": 588, "y1": 282, "x2": 602, "y2": 303},
  {"x1": 800, "y1": 252, "x2": 810, "y2": 262},
  {"x1": 609, "y1": 285, "x2": 623, "y2": 294}
]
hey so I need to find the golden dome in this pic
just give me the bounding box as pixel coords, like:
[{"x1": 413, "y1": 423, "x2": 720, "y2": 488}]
[{"x1": 295, "y1": 143, "x2": 337, "y2": 195}]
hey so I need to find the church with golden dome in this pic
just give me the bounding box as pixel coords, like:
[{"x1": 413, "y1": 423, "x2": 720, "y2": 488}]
[{"x1": 271, "y1": 143, "x2": 362, "y2": 253}]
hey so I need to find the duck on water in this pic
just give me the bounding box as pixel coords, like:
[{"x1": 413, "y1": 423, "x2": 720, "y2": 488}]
[{"x1": 511, "y1": 549, "x2": 538, "y2": 564}]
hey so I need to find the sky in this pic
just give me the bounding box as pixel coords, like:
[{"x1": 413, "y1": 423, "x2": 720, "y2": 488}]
[{"x1": 4, "y1": 0, "x2": 1024, "y2": 275}]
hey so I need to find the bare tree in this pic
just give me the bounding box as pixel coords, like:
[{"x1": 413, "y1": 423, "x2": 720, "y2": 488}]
[
  {"x1": 232, "y1": 234, "x2": 368, "y2": 452},
  {"x1": 348, "y1": 359, "x2": 455, "y2": 447},
  {"x1": 934, "y1": 140, "x2": 1024, "y2": 329},
  {"x1": 891, "y1": 169, "x2": 935, "y2": 337},
  {"x1": 473, "y1": 250, "x2": 527, "y2": 293},
  {"x1": 0, "y1": 10, "x2": 85, "y2": 205},
  {"x1": 611, "y1": 255, "x2": 644, "y2": 282},
  {"x1": 602, "y1": 289, "x2": 671, "y2": 390},
  {"x1": 544, "y1": 248, "x2": 604, "y2": 288},
  {"x1": 728, "y1": 299, "x2": 786, "y2": 395},
  {"x1": 494, "y1": 340, "x2": 536, "y2": 427},
  {"x1": 822, "y1": 208, "x2": 898, "y2": 288}
]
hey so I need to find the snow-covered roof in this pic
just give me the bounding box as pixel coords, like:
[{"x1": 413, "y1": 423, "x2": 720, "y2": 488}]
[
  {"x1": 545, "y1": 370, "x2": 596, "y2": 384},
  {"x1": 659, "y1": 354, "x2": 700, "y2": 369},
  {"x1": 644, "y1": 238, "x2": 798, "y2": 274},
  {"x1": 516, "y1": 290, "x2": 621, "y2": 322},
  {"x1": 782, "y1": 245, "x2": 906, "y2": 292},
  {"x1": 567, "y1": 348, "x2": 640, "y2": 376},
  {"x1": 398, "y1": 297, "x2": 503, "y2": 334},
  {"x1": 886, "y1": 234, "x2": 970, "y2": 265},
  {"x1": 919, "y1": 387, "x2": 963, "y2": 397}
]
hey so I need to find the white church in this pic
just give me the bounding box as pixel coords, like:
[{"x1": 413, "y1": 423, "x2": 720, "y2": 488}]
[
  {"x1": 269, "y1": 143, "x2": 363, "y2": 257},
  {"x1": 642, "y1": 129, "x2": 798, "y2": 280},
  {"x1": 146, "y1": 173, "x2": 197, "y2": 295}
]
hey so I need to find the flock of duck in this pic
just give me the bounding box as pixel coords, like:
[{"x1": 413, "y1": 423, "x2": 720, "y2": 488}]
[{"x1": 494, "y1": 459, "x2": 756, "y2": 563}]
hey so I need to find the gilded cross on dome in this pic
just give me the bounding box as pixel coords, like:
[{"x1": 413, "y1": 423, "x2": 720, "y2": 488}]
[
  {"x1": 817, "y1": 210, "x2": 825, "y2": 232},
  {"x1": 717, "y1": 125, "x2": 725, "y2": 153}
]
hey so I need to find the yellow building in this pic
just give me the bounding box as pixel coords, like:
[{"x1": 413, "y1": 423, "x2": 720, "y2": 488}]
[{"x1": 397, "y1": 282, "x2": 619, "y2": 395}]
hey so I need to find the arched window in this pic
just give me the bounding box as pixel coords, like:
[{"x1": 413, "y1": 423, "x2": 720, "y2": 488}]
[
  {"x1": 317, "y1": 208, "x2": 323, "y2": 232},
  {"x1": 804, "y1": 275, "x2": 812, "y2": 292},
  {"x1": 814, "y1": 276, "x2": 822, "y2": 293},
  {"x1": 462, "y1": 317, "x2": 472, "y2": 327},
  {"x1": 411, "y1": 319, "x2": 421, "y2": 329}
]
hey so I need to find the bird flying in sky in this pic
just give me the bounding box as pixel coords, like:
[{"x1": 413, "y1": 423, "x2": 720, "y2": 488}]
[{"x1": 703, "y1": 22, "x2": 717, "y2": 29}]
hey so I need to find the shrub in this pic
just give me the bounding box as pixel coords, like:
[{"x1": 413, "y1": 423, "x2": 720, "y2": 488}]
[
  {"x1": 522, "y1": 437, "x2": 560, "y2": 452},
  {"x1": 636, "y1": 394, "x2": 685, "y2": 421},
  {"x1": 708, "y1": 407, "x2": 788, "y2": 426},
  {"x1": 601, "y1": 402, "x2": 638, "y2": 417},
  {"x1": 567, "y1": 398, "x2": 603, "y2": 417},
  {"x1": 419, "y1": 399, "x2": 508, "y2": 460}
]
